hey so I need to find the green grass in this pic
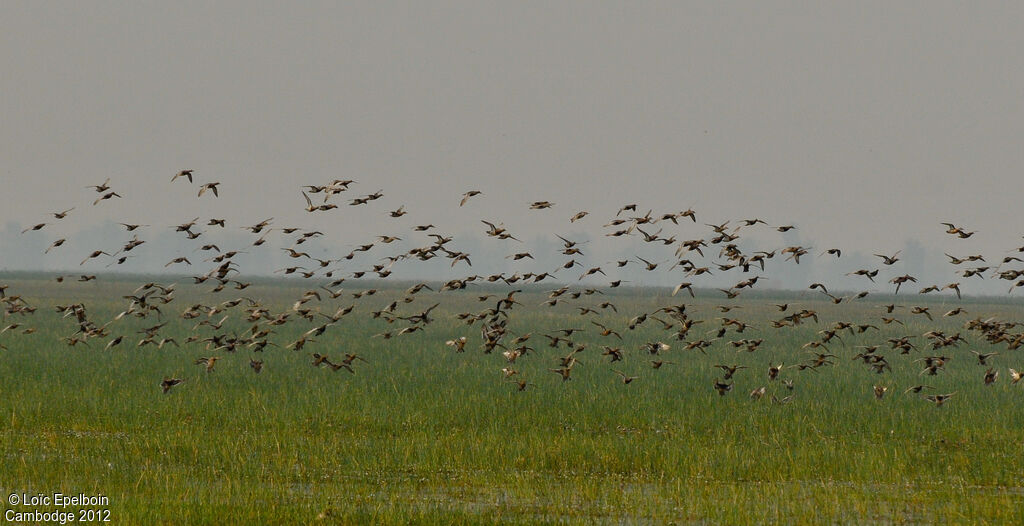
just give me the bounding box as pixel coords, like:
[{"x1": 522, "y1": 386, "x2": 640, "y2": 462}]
[{"x1": 1, "y1": 275, "x2": 1023, "y2": 524}]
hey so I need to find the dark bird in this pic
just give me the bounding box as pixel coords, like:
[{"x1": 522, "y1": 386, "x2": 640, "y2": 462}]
[
  {"x1": 161, "y1": 377, "x2": 184, "y2": 393},
  {"x1": 92, "y1": 191, "x2": 121, "y2": 205}
]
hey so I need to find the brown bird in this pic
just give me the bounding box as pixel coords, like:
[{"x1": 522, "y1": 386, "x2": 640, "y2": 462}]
[
  {"x1": 86, "y1": 178, "x2": 112, "y2": 192},
  {"x1": 45, "y1": 239, "x2": 66, "y2": 253},
  {"x1": 873, "y1": 384, "x2": 888, "y2": 399},
  {"x1": 172, "y1": 170, "x2": 193, "y2": 183},
  {"x1": 445, "y1": 337, "x2": 468, "y2": 352},
  {"x1": 772, "y1": 394, "x2": 795, "y2": 405},
  {"x1": 327, "y1": 362, "x2": 355, "y2": 373},
  {"x1": 510, "y1": 378, "x2": 532, "y2": 391},
  {"x1": 165, "y1": 257, "x2": 192, "y2": 267},
  {"x1": 80, "y1": 251, "x2": 113, "y2": 265},
  {"x1": 910, "y1": 306, "x2": 933, "y2": 321},
  {"x1": 92, "y1": 191, "x2": 121, "y2": 205},
  {"x1": 569, "y1": 211, "x2": 588, "y2": 222},
  {"x1": 715, "y1": 364, "x2": 747, "y2": 380},
  {"x1": 923, "y1": 393, "x2": 956, "y2": 406},
  {"x1": 890, "y1": 274, "x2": 918, "y2": 294},
  {"x1": 874, "y1": 251, "x2": 901, "y2": 265},
  {"x1": 808, "y1": 283, "x2": 828, "y2": 294},
  {"x1": 194, "y1": 356, "x2": 219, "y2": 372},
  {"x1": 613, "y1": 370, "x2": 639, "y2": 384},
  {"x1": 984, "y1": 368, "x2": 998, "y2": 385},
  {"x1": 971, "y1": 350, "x2": 998, "y2": 365},
  {"x1": 197, "y1": 182, "x2": 221, "y2": 197},
  {"x1": 460, "y1": 190, "x2": 482, "y2": 206},
  {"x1": 161, "y1": 377, "x2": 184, "y2": 394},
  {"x1": 21, "y1": 223, "x2": 49, "y2": 234},
  {"x1": 51, "y1": 207, "x2": 75, "y2": 219},
  {"x1": 250, "y1": 359, "x2": 263, "y2": 373},
  {"x1": 713, "y1": 379, "x2": 733, "y2": 396},
  {"x1": 550, "y1": 367, "x2": 574, "y2": 382}
]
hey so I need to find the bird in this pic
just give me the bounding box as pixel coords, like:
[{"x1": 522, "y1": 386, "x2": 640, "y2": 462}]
[
  {"x1": 923, "y1": 393, "x2": 956, "y2": 407},
  {"x1": 86, "y1": 178, "x2": 112, "y2": 192},
  {"x1": 550, "y1": 367, "x2": 574, "y2": 382},
  {"x1": 172, "y1": 170, "x2": 193, "y2": 183},
  {"x1": 715, "y1": 364, "x2": 747, "y2": 380},
  {"x1": 890, "y1": 275, "x2": 918, "y2": 294},
  {"x1": 21, "y1": 223, "x2": 49, "y2": 234},
  {"x1": 92, "y1": 191, "x2": 121, "y2": 205},
  {"x1": 445, "y1": 337, "x2": 468, "y2": 352},
  {"x1": 642, "y1": 341, "x2": 670, "y2": 355},
  {"x1": 45, "y1": 239, "x2": 66, "y2": 253},
  {"x1": 327, "y1": 361, "x2": 355, "y2": 373},
  {"x1": 80, "y1": 251, "x2": 113, "y2": 266},
  {"x1": 971, "y1": 350, "x2": 998, "y2": 365},
  {"x1": 613, "y1": 370, "x2": 639, "y2": 384},
  {"x1": 772, "y1": 394, "x2": 795, "y2": 405},
  {"x1": 510, "y1": 378, "x2": 532, "y2": 392},
  {"x1": 569, "y1": 211, "x2": 588, "y2": 222},
  {"x1": 197, "y1": 182, "x2": 221, "y2": 197},
  {"x1": 460, "y1": 190, "x2": 482, "y2": 206},
  {"x1": 874, "y1": 251, "x2": 901, "y2": 265},
  {"x1": 161, "y1": 377, "x2": 185, "y2": 394},
  {"x1": 194, "y1": 357, "x2": 219, "y2": 372}
]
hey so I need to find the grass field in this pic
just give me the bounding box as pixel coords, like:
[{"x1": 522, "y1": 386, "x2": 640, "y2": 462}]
[{"x1": 1, "y1": 274, "x2": 1023, "y2": 524}]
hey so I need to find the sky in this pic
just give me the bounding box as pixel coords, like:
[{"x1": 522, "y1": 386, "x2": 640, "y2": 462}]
[{"x1": 2, "y1": 2, "x2": 1023, "y2": 294}]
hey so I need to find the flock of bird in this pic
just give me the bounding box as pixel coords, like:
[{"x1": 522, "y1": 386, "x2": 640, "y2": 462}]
[{"x1": 4, "y1": 171, "x2": 1024, "y2": 407}]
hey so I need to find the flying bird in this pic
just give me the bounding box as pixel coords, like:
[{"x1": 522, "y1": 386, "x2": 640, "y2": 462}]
[{"x1": 198, "y1": 182, "x2": 221, "y2": 197}]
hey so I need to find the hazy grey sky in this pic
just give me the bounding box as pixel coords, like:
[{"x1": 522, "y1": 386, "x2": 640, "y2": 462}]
[{"x1": 2, "y1": 3, "x2": 1023, "y2": 292}]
